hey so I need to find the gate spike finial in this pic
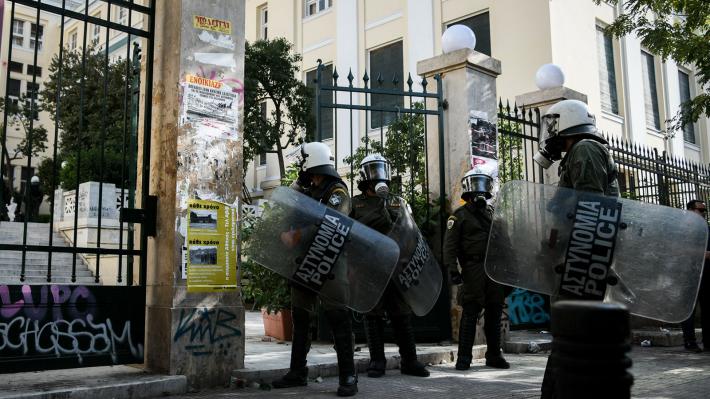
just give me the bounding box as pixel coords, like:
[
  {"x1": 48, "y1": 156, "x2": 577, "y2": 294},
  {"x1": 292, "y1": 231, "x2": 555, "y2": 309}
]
[
  {"x1": 347, "y1": 68, "x2": 354, "y2": 87},
  {"x1": 392, "y1": 73, "x2": 399, "y2": 87},
  {"x1": 421, "y1": 76, "x2": 428, "y2": 92},
  {"x1": 376, "y1": 73, "x2": 384, "y2": 86},
  {"x1": 406, "y1": 73, "x2": 414, "y2": 91},
  {"x1": 332, "y1": 67, "x2": 339, "y2": 85},
  {"x1": 363, "y1": 71, "x2": 370, "y2": 87}
]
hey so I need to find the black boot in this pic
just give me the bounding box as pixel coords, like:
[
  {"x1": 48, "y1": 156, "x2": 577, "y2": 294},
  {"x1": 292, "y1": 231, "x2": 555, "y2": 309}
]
[
  {"x1": 483, "y1": 304, "x2": 510, "y2": 369},
  {"x1": 390, "y1": 314, "x2": 429, "y2": 377},
  {"x1": 326, "y1": 309, "x2": 358, "y2": 397},
  {"x1": 273, "y1": 308, "x2": 310, "y2": 388},
  {"x1": 364, "y1": 315, "x2": 386, "y2": 378},
  {"x1": 456, "y1": 306, "x2": 480, "y2": 370}
]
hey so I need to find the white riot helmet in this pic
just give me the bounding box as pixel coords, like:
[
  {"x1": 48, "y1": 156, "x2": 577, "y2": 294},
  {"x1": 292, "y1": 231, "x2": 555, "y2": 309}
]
[
  {"x1": 461, "y1": 165, "x2": 493, "y2": 207},
  {"x1": 298, "y1": 142, "x2": 339, "y2": 179},
  {"x1": 533, "y1": 100, "x2": 607, "y2": 169},
  {"x1": 359, "y1": 154, "x2": 391, "y2": 198}
]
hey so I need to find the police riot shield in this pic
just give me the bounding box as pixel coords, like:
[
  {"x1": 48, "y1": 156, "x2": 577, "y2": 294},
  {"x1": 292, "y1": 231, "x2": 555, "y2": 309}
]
[
  {"x1": 246, "y1": 187, "x2": 400, "y2": 313},
  {"x1": 485, "y1": 180, "x2": 708, "y2": 323},
  {"x1": 387, "y1": 198, "x2": 443, "y2": 316}
]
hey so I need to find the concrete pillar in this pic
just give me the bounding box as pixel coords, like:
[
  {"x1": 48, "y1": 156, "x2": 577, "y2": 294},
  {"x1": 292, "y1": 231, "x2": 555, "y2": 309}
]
[
  {"x1": 515, "y1": 86, "x2": 588, "y2": 186},
  {"x1": 417, "y1": 48, "x2": 501, "y2": 343},
  {"x1": 144, "y1": 0, "x2": 245, "y2": 388}
]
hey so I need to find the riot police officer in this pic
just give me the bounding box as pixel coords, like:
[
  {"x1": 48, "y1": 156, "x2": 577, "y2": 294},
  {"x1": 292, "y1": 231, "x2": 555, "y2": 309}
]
[
  {"x1": 349, "y1": 155, "x2": 430, "y2": 379},
  {"x1": 533, "y1": 99, "x2": 620, "y2": 399},
  {"x1": 272, "y1": 142, "x2": 358, "y2": 397},
  {"x1": 444, "y1": 166, "x2": 509, "y2": 371}
]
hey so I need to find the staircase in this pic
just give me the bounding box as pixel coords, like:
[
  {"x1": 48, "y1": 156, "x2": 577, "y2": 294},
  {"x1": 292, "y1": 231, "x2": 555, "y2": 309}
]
[{"x1": 0, "y1": 222, "x2": 96, "y2": 284}]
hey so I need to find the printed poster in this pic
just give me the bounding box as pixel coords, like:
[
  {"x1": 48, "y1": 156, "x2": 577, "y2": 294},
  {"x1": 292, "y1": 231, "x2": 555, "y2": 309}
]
[
  {"x1": 186, "y1": 199, "x2": 238, "y2": 292},
  {"x1": 182, "y1": 74, "x2": 239, "y2": 140},
  {"x1": 468, "y1": 110, "x2": 499, "y2": 198}
]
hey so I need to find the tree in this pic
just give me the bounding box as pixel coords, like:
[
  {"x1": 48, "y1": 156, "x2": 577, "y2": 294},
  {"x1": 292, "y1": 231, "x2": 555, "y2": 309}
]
[
  {"x1": 40, "y1": 47, "x2": 132, "y2": 190},
  {"x1": 244, "y1": 38, "x2": 313, "y2": 178},
  {"x1": 595, "y1": 0, "x2": 710, "y2": 133},
  {"x1": 0, "y1": 97, "x2": 48, "y2": 185}
]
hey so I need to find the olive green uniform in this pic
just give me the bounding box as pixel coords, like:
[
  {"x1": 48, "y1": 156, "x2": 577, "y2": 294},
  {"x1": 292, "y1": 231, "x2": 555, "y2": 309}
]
[
  {"x1": 350, "y1": 193, "x2": 428, "y2": 377},
  {"x1": 275, "y1": 177, "x2": 355, "y2": 390},
  {"x1": 558, "y1": 139, "x2": 620, "y2": 196},
  {"x1": 541, "y1": 138, "x2": 620, "y2": 399},
  {"x1": 444, "y1": 202, "x2": 506, "y2": 368}
]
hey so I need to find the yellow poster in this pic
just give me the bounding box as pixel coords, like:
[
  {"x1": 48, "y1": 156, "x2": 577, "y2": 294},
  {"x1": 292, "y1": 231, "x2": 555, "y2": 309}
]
[
  {"x1": 186, "y1": 199, "x2": 238, "y2": 292},
  {"x1": 193, "y1": 15, "x2": 232, "y2": 34}
]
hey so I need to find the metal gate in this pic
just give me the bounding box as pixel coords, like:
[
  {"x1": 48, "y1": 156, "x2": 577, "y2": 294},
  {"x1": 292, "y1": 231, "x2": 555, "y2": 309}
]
[
  {"x1": 312, "y1": 60, "x2": 451, "y2": 341},
  {"x1": 0, "y1": 0, "x2": 155, "y2": 372}
]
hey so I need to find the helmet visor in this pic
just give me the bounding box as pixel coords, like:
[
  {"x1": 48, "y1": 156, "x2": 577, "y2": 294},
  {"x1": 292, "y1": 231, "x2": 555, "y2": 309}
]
[
  {"x1": 462, "y1": 175, "x2": 492, "y2": 195},
  {"x1": 361, "y1": 161, "x2": 391, "y2": 182}
]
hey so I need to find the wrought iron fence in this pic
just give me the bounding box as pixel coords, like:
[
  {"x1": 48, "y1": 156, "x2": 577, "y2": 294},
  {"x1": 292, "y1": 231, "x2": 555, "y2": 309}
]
[
  {"x1": 0, "y1": 0, "x2": 156, "y2": 286},
  {"x1": 497, "y1": 99, "x2": 710, "y2": 212}
]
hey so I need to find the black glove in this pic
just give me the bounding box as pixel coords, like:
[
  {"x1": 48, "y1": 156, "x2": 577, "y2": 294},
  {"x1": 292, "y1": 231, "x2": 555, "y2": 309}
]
[{"x1": 449, "y1": 270, "x2": 463, "y2": 285}]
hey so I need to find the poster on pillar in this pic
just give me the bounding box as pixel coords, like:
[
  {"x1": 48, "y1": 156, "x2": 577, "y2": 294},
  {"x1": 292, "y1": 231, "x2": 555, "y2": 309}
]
[
  {"x1": 186, "y1": 199, "x2": 238, "y2": 292},
  {"x1": 175, "y1": 2, "x2": 244, "y2": 287},
  {"x1": 468, "y1": 110, "x2": 499, "y2": 193}
]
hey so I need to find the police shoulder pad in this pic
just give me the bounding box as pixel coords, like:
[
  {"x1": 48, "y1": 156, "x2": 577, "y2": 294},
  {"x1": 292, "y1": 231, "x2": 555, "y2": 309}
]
[
  {"x1": 329, "y1": 188, "x2": 347, "y2": 206},
  {"x1": 447, "y1": 215, "x2": 457, "y2": 230}
]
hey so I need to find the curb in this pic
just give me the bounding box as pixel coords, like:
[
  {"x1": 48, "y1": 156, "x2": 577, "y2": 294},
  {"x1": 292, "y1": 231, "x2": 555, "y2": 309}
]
[{"x1": 0, "y1": 375, "x2": 187, "y2": 399}]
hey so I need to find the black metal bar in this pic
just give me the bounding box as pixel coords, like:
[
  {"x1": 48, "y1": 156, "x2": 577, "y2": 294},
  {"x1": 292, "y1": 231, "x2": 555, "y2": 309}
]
[
  {"x1": 0, "y1": 0, "x2": 16, "y2": 225},
  {"x1": 138, "y1": 0, "x2": 157, "y2": 287},
  {"x1": 315, "y1": 60, "x2": 323, "y2": 142},
  {"x1": 321, "y1": 103, "x2": 439, "y2": 115},
  {"x1": 320, "y1": 85, "x2": 439, "y2": 99},
  {"x1": 117, "y1": 1, "x2": 135, "y2": 284},
  {"x1": 0, "y1": 243, "x2": 142, "y2": 256},
  {"x1": 435, "y1": 74, "x2": 446, "y2": 256},
  {"x1": 95, "y1": 0, "x2": 114, "y2": 283},
  {"x1": 333, "y1": 68, "x2": 338, "y2": 169},
  {"x1": 11, "y1": 0, "x2": 151, "y2": 38},
  {"x1": 348, "y1": 71, "x2": 354, "y2": 191},
  {"x1": 47, "y1": 0, "x2": 69, "y2": 282}
]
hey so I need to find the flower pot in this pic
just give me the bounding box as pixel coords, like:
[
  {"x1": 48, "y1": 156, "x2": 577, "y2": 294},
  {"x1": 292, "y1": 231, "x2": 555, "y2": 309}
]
[{"x1": 262, "y1": 308, "x2": 293, "y2": 341}]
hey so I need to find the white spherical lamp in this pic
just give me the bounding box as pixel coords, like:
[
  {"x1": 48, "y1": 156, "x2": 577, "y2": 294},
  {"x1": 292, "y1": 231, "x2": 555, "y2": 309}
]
[
  {"x1": 441, "y1": 25, "x2": 476, "y2": 54},
  {"x1": 30, "y1": 175, "x2": 40, "y2": 185},
  {"x1": 535, "y1": 64, "x2": 565, "y2": 89}
]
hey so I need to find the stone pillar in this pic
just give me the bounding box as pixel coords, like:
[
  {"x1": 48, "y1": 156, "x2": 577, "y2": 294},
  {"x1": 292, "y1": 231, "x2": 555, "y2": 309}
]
[
  {"x1": 144, "y1": 0, "x2": 245, "y2": 388},
  {"x1": 417, "y1": 48, "x2": 501, "y2": 344},
  {"x1": 515, "y1": 86, "x2": 588, "y2": 186}
]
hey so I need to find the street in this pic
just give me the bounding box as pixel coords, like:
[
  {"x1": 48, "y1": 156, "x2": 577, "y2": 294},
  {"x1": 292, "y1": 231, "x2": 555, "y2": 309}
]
[{"x1": 167, "y1": 346, "x2": 710, "y2": 399}]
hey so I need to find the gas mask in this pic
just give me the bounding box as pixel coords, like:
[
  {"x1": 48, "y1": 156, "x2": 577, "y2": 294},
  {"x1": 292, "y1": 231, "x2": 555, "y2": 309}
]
[
  {"x1": 374, "y1": 182, "x2": 389, "y2": 198},
  {"x1": 472, "y1": 193, "x2": 488, "y2": 209},
  {"x1": 359, "y1": 155, "x2": 391, "y2": 198}
]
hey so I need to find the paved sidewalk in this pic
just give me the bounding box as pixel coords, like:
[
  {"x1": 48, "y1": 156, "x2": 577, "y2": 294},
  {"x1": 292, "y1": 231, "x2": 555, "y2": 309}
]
[{"x1": 169, "y1": 346, "x2": 710, "y2": 399}]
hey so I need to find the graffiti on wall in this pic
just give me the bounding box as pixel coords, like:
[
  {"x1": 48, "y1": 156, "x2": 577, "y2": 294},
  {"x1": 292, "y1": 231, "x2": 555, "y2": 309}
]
[
  {"x1": 0, "y1": 285, "x2": 145, "y2": 370},
  {"x1": 506, "y1": 288, "x2": 550, "y2": 327},
  {"x1": 173, "y1": 307, "x2": 241, "y2": 356}
]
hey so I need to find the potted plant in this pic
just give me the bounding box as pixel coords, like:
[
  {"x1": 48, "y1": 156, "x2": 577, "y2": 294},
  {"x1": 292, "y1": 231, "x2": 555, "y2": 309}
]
[{"x1": 241, "y1": 208, "x2": 293, "y2": 341}]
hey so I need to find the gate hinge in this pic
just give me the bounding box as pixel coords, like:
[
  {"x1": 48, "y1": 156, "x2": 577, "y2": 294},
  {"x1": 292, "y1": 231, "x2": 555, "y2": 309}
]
[{"x1": 120, "y1": 195, "x2": 158, "y2": 237}]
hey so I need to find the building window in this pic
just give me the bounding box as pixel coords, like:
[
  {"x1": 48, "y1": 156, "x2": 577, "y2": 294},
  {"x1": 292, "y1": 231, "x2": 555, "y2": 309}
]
[
  {"x1": 678, "y1": 70, "x2": 695, "y2": 144},
  {"x1": 369, "y1": 41, "x2": 404, "y2": 129},
  {"x1": 596, "y1": 26, "x2": 619, "y2": 115},
  {"x1": 7, "y1": 79, "x2": 22, "y2": 98},
  {"x1": 26, "y1": 65, "x2": 42, "y2": 77},
  {"x1": 69, "y1": 31, "x2": 78, "y2": 51},
  {"x1": 446, "y1": 12, "x2": 491, "y2": 56},
  {"x1": 259, "y1": 152, "x2": 267, "y2": 166},
  {"x1": 12, "y1": 19, "x2": 25, "y2": 47},
  {"x1": 641, "y1": 51, "x2": 661, "y2": 130},
  {"x1": 30, "y1": 24, "x2": 43, "y2": 51},
  {"x1": 9, "y1": 61, "x2": 23, "y2": 73},
  {"x1": 117, "y1": 5, "x2": 128, "y2": 25},
  {"x1": 306, "y1": 64, "x2": 334, "y2": 140},
  {"x1": 92, "y1": 14, "x2": 102, "y2": 45},
  {"x1": 259, "y1": 6, "x2": 268, "y2": 39},
  {"x1": 26, "y1": 82, "x2": 40, "y2": 99},
  {"x1": 305, "y1": 0, "x2": 332, "y2": 17}
]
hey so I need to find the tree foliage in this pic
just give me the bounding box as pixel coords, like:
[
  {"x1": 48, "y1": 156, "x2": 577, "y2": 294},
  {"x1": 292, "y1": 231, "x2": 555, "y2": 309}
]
[
  {"x1": 595, "y1": 0, "x2": 710, "y2": 132},
  {"x1": 244, "y1": 38, "x2": 313, "y2": 178},
  {"x1": 40, "y1": 47, "x2": 132, "y2": 190},
  {"x1": 0, "y1": 97, "x2": 48, "y2": 181}
]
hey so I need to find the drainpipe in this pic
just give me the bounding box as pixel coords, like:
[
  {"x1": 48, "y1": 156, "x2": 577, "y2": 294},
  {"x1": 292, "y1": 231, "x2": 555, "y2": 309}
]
[{"x1": 616, "y1": 2, "x2": 634, "y2": 142}]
